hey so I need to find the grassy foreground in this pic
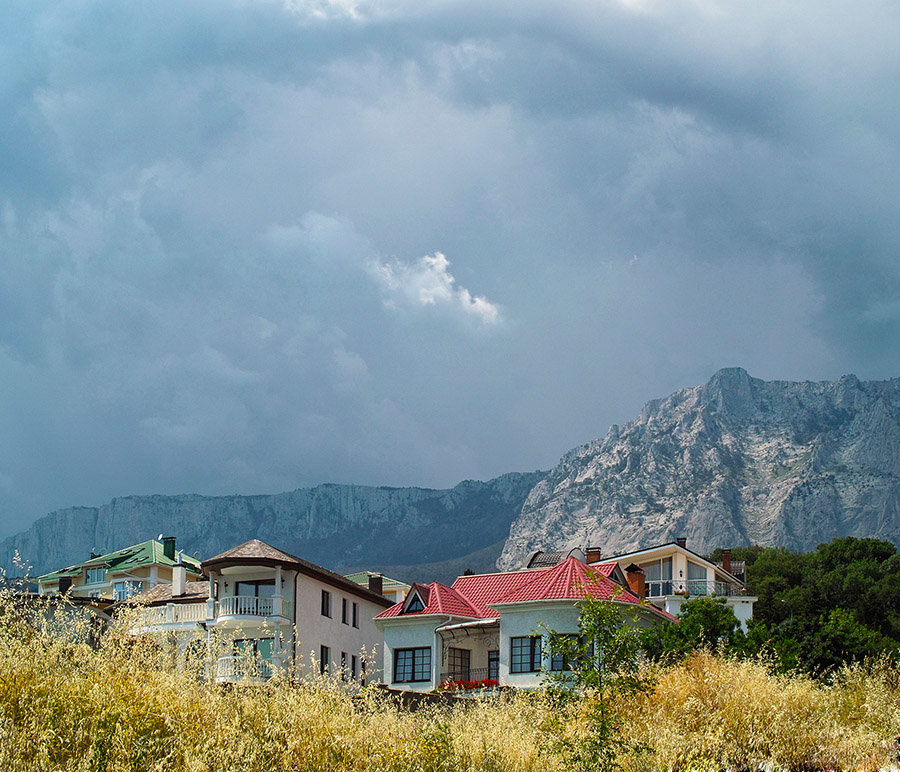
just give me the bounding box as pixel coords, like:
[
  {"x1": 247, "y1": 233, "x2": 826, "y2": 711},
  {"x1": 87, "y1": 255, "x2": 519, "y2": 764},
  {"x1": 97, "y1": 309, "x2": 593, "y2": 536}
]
[{"x1": 1, "y1": 607, "x2": 898, "y2": 771}]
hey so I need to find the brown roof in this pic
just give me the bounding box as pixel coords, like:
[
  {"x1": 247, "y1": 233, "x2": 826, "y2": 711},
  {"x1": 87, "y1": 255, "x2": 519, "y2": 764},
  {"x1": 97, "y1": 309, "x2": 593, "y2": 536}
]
[
  {"x1": 203, "y1": 539, "x2": 300, "y2": 565},
  {"x1": 124, "y1": 581, "x2": 209, "y2": 606},
  {"x1": 202, "y1": 539, "x2": 392, "y2": 608}
]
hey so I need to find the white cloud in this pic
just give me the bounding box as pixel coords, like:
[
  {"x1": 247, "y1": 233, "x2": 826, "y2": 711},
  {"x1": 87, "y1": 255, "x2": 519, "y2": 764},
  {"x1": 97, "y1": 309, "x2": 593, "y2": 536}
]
[{"x1": 370, "y1": 251, "x2": 501, "y2": 325}]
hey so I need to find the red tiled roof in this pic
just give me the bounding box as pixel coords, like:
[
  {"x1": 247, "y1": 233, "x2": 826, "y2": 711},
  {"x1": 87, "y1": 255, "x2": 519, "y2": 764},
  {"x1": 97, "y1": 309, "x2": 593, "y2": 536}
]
[
  {"x1": 376, "y1": 558, "x2": 678, "y2": 623},
  {"x1": 450, "y1": 568, "x2": 546, "y2": 617},
  {"x1": 493, "y1": 557, "x2": 642, "y2": 605},
  {"x1": 375, "y1": 582, "x2": 480, "y2": 619}
]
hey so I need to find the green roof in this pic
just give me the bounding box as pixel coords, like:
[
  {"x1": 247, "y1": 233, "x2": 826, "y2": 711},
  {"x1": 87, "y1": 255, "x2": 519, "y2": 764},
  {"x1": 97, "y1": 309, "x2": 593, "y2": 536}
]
[
  {"x1": 344, "y1": 570, "x2": 409, "y2": 587},
  {"x1": 38, "y1": 540, "x2": 202, "y2": 582}
]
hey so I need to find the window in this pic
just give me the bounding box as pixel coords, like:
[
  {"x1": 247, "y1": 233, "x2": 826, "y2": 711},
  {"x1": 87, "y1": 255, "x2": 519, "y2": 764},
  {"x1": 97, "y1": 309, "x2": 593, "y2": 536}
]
[
  {"x1": 236, "y1": 580, "x2": 275, "y2": 597},
  {"x1": 360, "y1": 660, "x2": 366, "y2": 686},
  {"x1": 342, "y1": 598, "x2": 349, "y2": 624},
  {"x1": 447, "y1": 647, "x2": 471, "y2": 681},
  {"x1": 85, "y1": 567, "x2": 105, "y2": 584},
  {"x1": 643, "y1": 558, "x2": 673, "y2": 596},
  {"x1": 340, "y1": 652, "x2": 347, "y2": 680},
  {"x1": 550, "y1": 634, "x2": 595, "y2": 671},
  {"x1": 393, "y1": 647, "x2": 431, "y2": 683},
  {"x1": 352, "y1": 602, "x2": 359, "y2": 628},
  {"x1": 488, "y1": 650, "x2": 499, "y2": 681},
  {"x1": 234, "y1": 638, "x2": 274, "y2": 660},
  {"x1": 351, "y1": 654, "x2": 358, "y2": 680},
  {"x1": 113, "y1": 580, "x2": 143, "y2": 601},
  {"x1": 320, "y1": 645, "x2": 330, "y2": 674},
  {"x1": 510, "y1": 636, "x2": 542, "y2": 673},
  {"x1": 550, "y1": 634, "x2": 578, "y2": 671},
  {"x1": 321, "y1": 589, "x2": 331, "y2": 617},
  {"x1": 405, "y1": 593, "x2": 425, "y2": 612}
]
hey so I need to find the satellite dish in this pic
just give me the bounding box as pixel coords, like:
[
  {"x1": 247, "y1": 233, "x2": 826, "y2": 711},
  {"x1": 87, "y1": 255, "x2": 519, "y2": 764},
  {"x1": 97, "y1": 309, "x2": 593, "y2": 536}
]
[{"x1": 157, "y1": 533, "x2": 164, "y2": 541}]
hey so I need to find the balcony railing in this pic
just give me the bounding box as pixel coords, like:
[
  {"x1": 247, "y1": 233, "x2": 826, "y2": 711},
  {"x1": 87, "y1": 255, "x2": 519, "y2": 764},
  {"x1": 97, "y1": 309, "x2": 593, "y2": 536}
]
[
  {"x1": 646, "y1": 580, "x2": 741, "y2": 597},
  {"x1": 133, "y1": 602, "x2": 209, "y2": 627},
  {"x1": 217, "y1": 596, "x2": 277, "y2": 617},
  {"x1": 440, "y1": 667, "x2": 492, "y2": 684},
  {"x1": 216, "y1": 655, "x2": 275, "y2": 682}
]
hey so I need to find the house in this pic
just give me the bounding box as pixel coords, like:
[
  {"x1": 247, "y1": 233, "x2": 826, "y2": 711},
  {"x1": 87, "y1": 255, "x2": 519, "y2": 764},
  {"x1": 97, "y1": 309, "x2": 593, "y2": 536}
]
[
  {"x1": 601, "y1": 539, "x2": 756, "y2": 630},
  {"x1": 525, "y1": 540, "x2": 756, "y2": 631},
  {"x1": 123, "y1": 539, "x2": 393, "y2": 684},
  {"x1": 374, "y1": 554, "x2": 674, "y2": 692},
  {"x1": 344, "y1": 571, "x2": 411, "y2": 604},
  {"x1": 37, "y1": 537, "x2": 203, "y2": 602}
]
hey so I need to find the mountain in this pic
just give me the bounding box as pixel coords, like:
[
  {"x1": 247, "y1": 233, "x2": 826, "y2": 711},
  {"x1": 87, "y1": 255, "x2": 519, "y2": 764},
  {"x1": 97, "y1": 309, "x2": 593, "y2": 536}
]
[
  {"x1": 1, "y1": 472, "x2": 545, "y2": 582},
  {"x1": 499, "y1": 368, "x2": 900, "y2": 569}
]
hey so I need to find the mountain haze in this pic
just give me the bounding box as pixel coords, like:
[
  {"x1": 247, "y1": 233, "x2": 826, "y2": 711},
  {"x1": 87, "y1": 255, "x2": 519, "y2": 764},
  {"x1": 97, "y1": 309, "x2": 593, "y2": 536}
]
[
  {"x1": 1, "y1": 473, "x2": 544, "y2": 583},
  {"x1": 499, "y1": 368, "x2": 900, "y2": 569}
]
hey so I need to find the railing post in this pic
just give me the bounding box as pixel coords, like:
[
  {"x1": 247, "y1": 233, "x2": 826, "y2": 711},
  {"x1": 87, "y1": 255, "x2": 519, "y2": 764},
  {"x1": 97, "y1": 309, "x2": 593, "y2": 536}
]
[{"x1": 166, "y1": 603, "x2": 175, "y2": 623}]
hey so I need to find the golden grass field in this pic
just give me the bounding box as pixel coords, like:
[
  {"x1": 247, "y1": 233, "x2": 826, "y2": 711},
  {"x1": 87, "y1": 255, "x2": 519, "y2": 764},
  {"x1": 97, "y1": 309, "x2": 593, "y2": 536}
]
[{"x1": 1, "y1": 597, "x2": 898, "y2": 772}]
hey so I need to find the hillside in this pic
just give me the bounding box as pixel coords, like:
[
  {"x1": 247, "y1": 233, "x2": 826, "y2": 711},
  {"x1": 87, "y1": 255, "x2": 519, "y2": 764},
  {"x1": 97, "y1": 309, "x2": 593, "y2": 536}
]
[
  {"x1": 1, "y1": 472, "x2": 545, "y2": 580},
  {"x1": 499, "y1": 368, "x2": 900, "y2": 568}
]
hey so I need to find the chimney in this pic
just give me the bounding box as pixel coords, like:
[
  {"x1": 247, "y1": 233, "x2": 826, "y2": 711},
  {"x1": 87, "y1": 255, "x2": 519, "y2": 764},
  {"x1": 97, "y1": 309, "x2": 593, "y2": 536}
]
[
  {"x1": 162, "y1": 536, "x2": 176, "y2": 561},
  {"x1": 625, "y1": 564, "x2": 646, "y2": 598},
  {"x1": 721, "y1": 548, "x2": 732, "y2": 575},
  {"x1": 172, "y1": 557, "x2": 186, "y2": 597},
  {"x1": 368, "y1": 573, "x2": 384, "y2": 596},
  {"x1": 584, "y1": 547, "x2": 602, "y2": 564},
  {"x1": 59, "y1": 576, "x2": 72, "y2": 594},
  {"x1": 676, "y1": 537, "x2": 687, "y2": 549}
]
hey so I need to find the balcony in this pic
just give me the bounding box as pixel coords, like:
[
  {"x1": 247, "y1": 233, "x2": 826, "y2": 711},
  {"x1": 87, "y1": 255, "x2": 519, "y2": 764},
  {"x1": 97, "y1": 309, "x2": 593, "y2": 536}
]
[
  {"x1": 216, "y1": 655, "x2": 275, "y2": 683},
  {"x1": 217, "y1": 595, "x2": 282, "y2": 620},
  {"x1": 132, "y1": 602, "x2": 209, "y2": 628},
  {"x1": 646, "y1": 580, "x2": 742, "y2": 598},
  {"x1": 440, "y1": 666, "x2": 492, "y2": 683}
]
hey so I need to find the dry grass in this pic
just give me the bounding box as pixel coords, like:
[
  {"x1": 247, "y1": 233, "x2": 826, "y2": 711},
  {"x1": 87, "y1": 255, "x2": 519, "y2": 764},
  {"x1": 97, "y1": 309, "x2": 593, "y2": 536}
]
[
  {"x1": 621, "y1": 651, "x2": 900, "y2": 772},
  {"x1": 1, "y1": 595, "x2": 898, "y2": 771}
]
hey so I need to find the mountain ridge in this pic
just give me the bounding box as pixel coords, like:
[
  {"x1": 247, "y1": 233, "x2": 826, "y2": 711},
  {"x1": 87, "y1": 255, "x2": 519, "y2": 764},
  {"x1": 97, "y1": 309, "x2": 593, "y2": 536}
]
[
  {"x1": 1, "y1": 472, "x2": 545, "y2": 580},
  {"x1": 498, "y1": 368, "x2": 900, "y2": 569}
]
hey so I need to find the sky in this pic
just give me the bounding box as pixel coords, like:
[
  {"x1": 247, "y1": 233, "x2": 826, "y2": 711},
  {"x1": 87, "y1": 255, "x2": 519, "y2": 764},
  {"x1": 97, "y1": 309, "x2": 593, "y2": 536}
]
[{"x1": 1, "y1": 0, "x2": 899, "y2": 539}]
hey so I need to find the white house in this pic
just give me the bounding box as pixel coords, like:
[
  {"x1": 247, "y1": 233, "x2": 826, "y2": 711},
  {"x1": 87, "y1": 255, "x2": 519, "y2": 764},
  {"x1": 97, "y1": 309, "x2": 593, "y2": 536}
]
[
  {"x1": 123, "y1": 539, "x2": 393, "y2": 684},
  {"x1": 602, "y1": 539, "x2": 756, "y2": 630},
  {"x1": 374, "y1": 555, "x2": 674, "y2": 692},
  {"x1": 525, "y1": 540, "x2": 756, "y2": 631}
]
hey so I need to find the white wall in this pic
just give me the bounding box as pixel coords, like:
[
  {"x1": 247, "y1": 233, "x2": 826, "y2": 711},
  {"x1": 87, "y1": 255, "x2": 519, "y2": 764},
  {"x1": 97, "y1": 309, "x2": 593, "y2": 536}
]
[
  {"x1": 378, "y1": 616, "x2": 447, "y2": 692},
  {"x1": 293, "y1": 573, "x2": 387, "y2": 682},
  {"x1": 498, "y1": 603, "x2": 582, "y2": 689},
  {"x1": 729, "y1": 597, "x2": 756, "y2": 632},
  {"x1": 498, "y1": 601, "x2": 665, "y2": 689}
]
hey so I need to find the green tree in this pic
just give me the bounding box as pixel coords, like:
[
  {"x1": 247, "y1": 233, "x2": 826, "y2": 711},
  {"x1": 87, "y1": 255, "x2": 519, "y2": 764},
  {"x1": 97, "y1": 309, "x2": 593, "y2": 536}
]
[
  {"x1": 641, "y1": 596, "x2": 745, "y2": 661},
  {"x1": 743, "y1": 537, "x2": 900, "y2": 674},
  {"x1": 543, "y1": 597, "x2": 652, "y2": 771}
]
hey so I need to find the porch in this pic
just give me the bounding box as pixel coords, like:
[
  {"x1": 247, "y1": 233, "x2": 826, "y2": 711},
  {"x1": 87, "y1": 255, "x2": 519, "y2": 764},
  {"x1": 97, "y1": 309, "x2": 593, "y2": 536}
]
[{"x1": 436, "y1": 619, "x2": 500, "y2": 687}]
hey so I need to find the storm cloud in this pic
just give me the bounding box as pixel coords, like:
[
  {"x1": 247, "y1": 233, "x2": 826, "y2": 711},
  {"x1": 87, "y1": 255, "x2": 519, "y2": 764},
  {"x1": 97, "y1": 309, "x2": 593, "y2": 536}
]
[{"x1": 1, "y1": 0, "x2": 898, "y2": 536}]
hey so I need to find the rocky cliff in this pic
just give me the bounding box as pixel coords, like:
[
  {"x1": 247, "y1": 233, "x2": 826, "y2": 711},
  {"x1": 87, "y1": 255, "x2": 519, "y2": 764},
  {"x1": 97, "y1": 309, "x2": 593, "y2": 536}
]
[
  {"x1": 499, "y1": 368, "x2": 900, "y2": 569},
  {"x1": 2, "y1": 472, "x2": 544, "y2": 581}
]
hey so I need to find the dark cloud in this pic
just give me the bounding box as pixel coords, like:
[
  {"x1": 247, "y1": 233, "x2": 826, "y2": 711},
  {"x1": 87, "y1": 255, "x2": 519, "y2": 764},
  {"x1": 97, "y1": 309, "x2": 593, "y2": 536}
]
[{"x1": 0, "y1": 0, "x2": 898, "y2": 536}]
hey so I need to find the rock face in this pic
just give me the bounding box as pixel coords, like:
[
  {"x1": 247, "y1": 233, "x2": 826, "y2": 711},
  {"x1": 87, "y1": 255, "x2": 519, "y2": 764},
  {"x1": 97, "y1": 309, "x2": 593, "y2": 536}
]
[
  {"x1": 499, "y1": 369, "x2": 900, "y2": 569},
  {"x1": 1, "y1": 472, "x2": 545, "y2": 579}
]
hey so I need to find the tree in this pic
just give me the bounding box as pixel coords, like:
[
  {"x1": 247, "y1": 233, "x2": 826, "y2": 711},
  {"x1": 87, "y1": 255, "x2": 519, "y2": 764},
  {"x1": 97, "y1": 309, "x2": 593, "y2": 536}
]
[
  {"x1": 641, "y1": 596, "x2": 745, "y2": 662},
  {"x1": 543, "y1": 597, "x2": 651, "y2": 771},
  {"x1": 741, "y1": 537, "x2": 900, "y2": 674}
]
